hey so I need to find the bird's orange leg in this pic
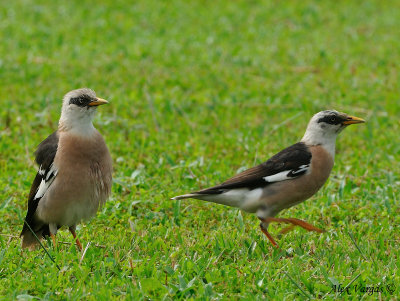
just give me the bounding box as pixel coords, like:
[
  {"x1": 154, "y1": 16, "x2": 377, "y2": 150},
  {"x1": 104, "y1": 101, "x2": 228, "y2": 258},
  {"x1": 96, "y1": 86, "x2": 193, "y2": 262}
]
[
  {"x1": 259, "y1": 217, "x2": 325, "y2": 247},
  {"x1": 266, "y1": 217, "x2": 325, "y2": 233},
  {"x1": 278, "y1": 224, "x2": 296, "y2": 236},
  {"x1": 69, "y1": 227, "x2": 83, "y2": 251},
  {"x1": 259, "y1": 223, "x2": 279, "y2": 248},
  {"x1": 50, "y1": 233, "x2": 57, "y2": 248}
]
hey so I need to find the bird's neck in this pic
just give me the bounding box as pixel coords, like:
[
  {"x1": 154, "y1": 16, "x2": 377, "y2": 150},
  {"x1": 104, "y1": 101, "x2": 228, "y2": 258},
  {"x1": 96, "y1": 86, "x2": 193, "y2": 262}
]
[
  {"x1": 301, "y1": 130, "x2": 337, "y2": 158},
  {"x1": 58, "y1": 115, "x2": 96, "y2": 137}
]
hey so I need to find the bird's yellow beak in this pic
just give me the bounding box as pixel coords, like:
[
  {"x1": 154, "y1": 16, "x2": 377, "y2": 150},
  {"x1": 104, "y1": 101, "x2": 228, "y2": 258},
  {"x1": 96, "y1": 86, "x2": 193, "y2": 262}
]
[
  {"x1": 88, "y1": 97, "x2": 109, "y2": 106},
  {"x1": 342, "y1": 115, "x2": 365, "y2": 125}
]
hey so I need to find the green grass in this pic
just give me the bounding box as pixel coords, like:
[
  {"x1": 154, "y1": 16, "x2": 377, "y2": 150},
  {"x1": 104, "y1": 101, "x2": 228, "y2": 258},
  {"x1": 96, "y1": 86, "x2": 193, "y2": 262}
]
[{"x1": 1, "y1": 0, "x2": 399, "y2": 299}]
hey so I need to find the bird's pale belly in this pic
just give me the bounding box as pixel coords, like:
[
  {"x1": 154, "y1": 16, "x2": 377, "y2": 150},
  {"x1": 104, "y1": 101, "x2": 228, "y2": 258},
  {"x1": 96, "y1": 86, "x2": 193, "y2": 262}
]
[
  {"x1": 36, "y1": 185, "x2": 103, "y2": 226},
  {"x1": 36, "y1": 163, "x2": 111, "y2": 226},
  {"x1": 200, "y1": 188, "x2": 264, "y2": 213}
]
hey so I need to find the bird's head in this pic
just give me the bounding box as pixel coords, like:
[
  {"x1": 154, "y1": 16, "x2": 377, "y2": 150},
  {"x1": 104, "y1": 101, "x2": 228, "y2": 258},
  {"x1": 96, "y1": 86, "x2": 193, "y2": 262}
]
[
  {"x1": 59, "y1": 88, "x2": 108, "y2": 133},
  {"x1": 302, "y1": 110, "x2": 365, "y2": 148}
]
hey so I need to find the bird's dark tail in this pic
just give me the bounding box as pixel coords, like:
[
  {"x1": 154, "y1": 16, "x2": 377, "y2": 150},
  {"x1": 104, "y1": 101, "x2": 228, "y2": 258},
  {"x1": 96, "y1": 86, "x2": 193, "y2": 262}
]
[
  {"x1": 170, "y1": 193, "x2": 205, "y2": 200},
  {"x1": 20, "y1": 220, "x2": 60, "y2": 270},
  {"x1": 20, "y1": 221, "x2": 49, "y2": 250}
]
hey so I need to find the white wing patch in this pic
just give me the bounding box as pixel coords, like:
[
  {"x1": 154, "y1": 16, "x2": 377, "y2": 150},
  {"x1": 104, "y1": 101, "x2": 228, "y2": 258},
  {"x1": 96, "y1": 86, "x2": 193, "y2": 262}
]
[
  {"x1": 263, "y1": 170, "x2": 291, "y2": 182},
  {"x1": 263, "y1": 164, "x2": 310, "y2": 183},
  {"x1": 291, "y1": 164, "x2": 310, "y2": 175},
  {"x1": 38, "y1": 165, "x2": 45, "y2": 176},
  {"x1": 34, "y1": 163, "x2": 58, "y2": 200}
]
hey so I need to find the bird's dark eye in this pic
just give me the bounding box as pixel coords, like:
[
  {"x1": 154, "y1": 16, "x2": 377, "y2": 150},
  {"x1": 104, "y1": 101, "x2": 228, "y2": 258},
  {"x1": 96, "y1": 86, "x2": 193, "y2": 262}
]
[
  {"x1": 317, "y1": 114, "x2": 341, "y2": 125},
  {"x1": 70, "y1": 95, "x2": 91, "y2": 107}
]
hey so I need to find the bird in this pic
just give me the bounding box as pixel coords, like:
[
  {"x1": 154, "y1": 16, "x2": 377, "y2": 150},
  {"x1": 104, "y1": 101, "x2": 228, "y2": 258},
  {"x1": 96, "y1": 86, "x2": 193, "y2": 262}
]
[
  {"x1": 172, "y1": 110, "x2": 365, "y2": 247},
  {"x1": 20, "y1": 88, "x2": 113, "y2": 251}
]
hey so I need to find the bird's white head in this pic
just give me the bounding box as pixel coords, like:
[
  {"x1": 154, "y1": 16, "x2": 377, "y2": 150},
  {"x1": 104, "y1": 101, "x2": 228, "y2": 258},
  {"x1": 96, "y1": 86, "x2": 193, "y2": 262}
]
[
  {"x1": 301, "y1": 110, "x2": 365, "y2": 157},
  {"x1": 59, "y1": 88, "x2": 108, "y2": 135}
]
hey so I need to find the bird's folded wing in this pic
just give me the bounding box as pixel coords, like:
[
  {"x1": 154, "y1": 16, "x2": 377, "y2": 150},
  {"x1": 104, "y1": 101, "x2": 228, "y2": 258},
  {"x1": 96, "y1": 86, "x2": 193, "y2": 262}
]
[
  {"x1": 196, "y1": 142, "x2": 312, "y2": 193},
  {"x1": 23, "y1": 131, "x2": 59, "y2": 228}
]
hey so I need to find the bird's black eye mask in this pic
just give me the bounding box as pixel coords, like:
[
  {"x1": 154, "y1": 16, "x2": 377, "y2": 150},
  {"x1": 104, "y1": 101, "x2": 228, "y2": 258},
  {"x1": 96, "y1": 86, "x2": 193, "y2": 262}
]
[
  {"x1": 317, "y1": 114, "x2": 345, "y2": 125},
  {"x1": 69, "y1": 95, "x2": 94, "y2": 107}
]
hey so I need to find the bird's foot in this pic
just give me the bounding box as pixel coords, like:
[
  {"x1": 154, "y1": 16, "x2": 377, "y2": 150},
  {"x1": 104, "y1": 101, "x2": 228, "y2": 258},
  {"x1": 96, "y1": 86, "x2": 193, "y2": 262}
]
[
  {"x1": 278, "y1": 224, "x2": 296, "y2": 236},
  {"x1": 69, "y1": 227, "x2": 83, "y2": 252},
  {"x1": 50, "y1": 233, "x2": 57, "y2": 249},
  {"x1": 259, "y1": 217, "x2": 325, "y2": 247},
  {"x1": 259, "y1": 223, "x2": 279, "y2": 248},
  {"x1": 266, "y1": 217, "x2": 325, "y2": 233}
]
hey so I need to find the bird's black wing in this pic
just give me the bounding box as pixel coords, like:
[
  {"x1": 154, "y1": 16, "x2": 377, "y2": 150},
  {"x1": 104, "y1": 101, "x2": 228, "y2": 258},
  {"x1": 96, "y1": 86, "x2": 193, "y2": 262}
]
[
  {"x1": 21, "y1": 131, "x2": 59, "y2": 237},
  {"x1": 196, "y1": 142, "x2": 312, "y2": 194}
]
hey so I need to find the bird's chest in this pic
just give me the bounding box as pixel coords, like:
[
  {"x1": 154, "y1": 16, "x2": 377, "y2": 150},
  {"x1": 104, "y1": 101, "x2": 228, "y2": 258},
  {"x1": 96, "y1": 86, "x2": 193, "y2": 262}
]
[
  {"x1": 37, "y1": 133, "x2": 112, "y2": 225},
  {"x1": 54, "y1": 137, "x2": 112, "y2": 201},
  {"x1": 307, "y1": 146, "x2": 334, "y2": 189}
]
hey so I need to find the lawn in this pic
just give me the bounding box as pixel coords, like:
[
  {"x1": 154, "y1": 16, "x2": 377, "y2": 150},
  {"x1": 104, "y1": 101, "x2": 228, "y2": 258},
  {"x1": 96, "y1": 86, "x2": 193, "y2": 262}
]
[{"x1": 0, "y1": 0, "x2": 399, "y2": 299}]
